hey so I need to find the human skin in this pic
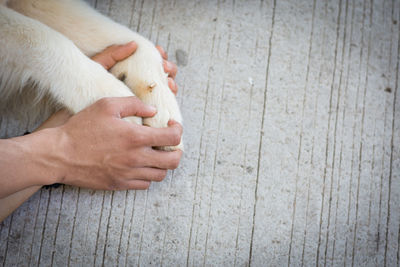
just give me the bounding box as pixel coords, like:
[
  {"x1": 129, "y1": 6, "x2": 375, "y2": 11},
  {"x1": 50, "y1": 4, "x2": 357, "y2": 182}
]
[{"x1": 0, "y1": 42, "x2": 181, "y2": 222}]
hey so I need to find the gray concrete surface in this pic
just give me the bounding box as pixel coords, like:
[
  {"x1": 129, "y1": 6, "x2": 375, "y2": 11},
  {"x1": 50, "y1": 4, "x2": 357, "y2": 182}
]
[{"x1": 1, "y1": 0, "x2": 400, "y2": 266}]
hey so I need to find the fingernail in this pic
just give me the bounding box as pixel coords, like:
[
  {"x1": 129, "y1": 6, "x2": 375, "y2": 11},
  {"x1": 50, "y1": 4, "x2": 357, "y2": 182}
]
[
  {"x1": 127, "y1": 41, "x2": 136, "y2": 48},
  {"x1": 148, "y1": 105, "x2": 157, "y2": 113},
  {"x1": 163, "y1": 60, "x2": 172, "y2": 70},
  {"x1": 167, "y1": 61, "x2": 174, "y2": 69}
]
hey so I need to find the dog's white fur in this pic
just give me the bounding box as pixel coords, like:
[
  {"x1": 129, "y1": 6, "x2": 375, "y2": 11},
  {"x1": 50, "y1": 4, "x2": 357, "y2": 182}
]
[{"x1": 0, "y1": 0, "x2": 183, "y2": 150}]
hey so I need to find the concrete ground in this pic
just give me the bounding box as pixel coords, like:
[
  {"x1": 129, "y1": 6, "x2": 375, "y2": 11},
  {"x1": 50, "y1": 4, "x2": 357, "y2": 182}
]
[{"x1": 1, "y1": 0, "x2": 399, "y2": 266}]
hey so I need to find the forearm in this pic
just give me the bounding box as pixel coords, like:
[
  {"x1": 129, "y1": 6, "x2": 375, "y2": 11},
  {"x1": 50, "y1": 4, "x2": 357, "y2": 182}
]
[
  {"x1": 0, "y1": 186, "x2": 41, "y2": 222},
  {"x1": 0, "y1": 128, "x2": 63, "y2": 198},
  {"x1": 0, "y1": 110, "x2": 71, "y2": 222}
]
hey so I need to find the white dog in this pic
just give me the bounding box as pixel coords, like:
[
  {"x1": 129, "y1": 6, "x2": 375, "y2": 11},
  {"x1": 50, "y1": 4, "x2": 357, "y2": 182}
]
[{"x1": 0, "y1": 0, "x2": 183, "y2": 150}]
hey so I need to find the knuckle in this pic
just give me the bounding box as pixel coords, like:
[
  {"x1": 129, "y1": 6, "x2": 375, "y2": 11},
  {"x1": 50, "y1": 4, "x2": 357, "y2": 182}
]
[
  {"x1": 98, "y1": 97, "x2": 110, "y2": 106},
  {"x1": 134, "y1": 133, "x2": 147, "y2": 145},
  {"x1": 129, "y1": 128, "x2": 146, "y2": 145},
  {"x1": 127, "y1": 153, "x2": 139, "y2": 165},
  {"x1": 98, "y1": 98, "x2": 115, "y2": 112},
  {"x1": 106, "y1": 179, "x2": 120, "y2": 191}
]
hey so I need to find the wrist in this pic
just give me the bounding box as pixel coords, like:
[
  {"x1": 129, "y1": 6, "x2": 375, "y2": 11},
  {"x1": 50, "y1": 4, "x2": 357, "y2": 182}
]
[
  {"x1": 0, "y1": 132, "x2": 55, "y2": 198},
  {"x1": 17, "y1": 127, "x2": 67, "y2": 186}
]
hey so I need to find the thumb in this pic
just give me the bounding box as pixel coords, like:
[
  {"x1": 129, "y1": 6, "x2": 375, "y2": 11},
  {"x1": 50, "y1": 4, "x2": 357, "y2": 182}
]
[
  {"x1": 111, "y1": 42, "x2": 137, "y2": 62},
  {"x1": 116, "y1": 96, "x2": 157, "y2": 118},
  {"x1": 91, "y1": 42, "x2": 137, "y2": 70}
]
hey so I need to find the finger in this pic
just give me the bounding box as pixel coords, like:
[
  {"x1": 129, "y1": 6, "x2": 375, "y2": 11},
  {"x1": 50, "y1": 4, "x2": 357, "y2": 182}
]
[
  {"x1": 118, "y1": 179, "x2": 151, "y2": 190},
  {"x1": 118, "y1": 97, "x2": 157, "y2": 118},
  {"x1": 99, "y1": 97, "x2": 157, "y2": 118},
  {"x1": 156, "y1": 45, "x2": 168, "y2": 60},
  {"x1": 125, "y1": 168, "x2": 168, "y2": 182},
  {"x1": 133, "y1": 120, "x2": 183, "y2": 147},
  {"x1": 150, "y1": 149, "x2": 183, "y2": 170},
  {"x1": 135, "y1": 149, "x2": 183, "y2": 170},
  {"x1": 92, "y1": 42, "x2": 137, "y2": 70},
  {"x1": 168, "y1": 77, "x2": 178, "y2": 95},
  {"x1": 91, "y1": 46, "x2": 118, "y2": 70},
  {"x1": 110, "y1": 41, "x2": 137, "y2": 62},
  {"x1": 163, "y1": 60, "x2": 177, "y2": 79}
]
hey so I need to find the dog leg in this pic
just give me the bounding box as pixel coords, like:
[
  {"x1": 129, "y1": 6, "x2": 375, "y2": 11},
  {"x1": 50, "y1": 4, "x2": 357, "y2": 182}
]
[
  {"x1": 7, "y1": 0, "x2": 183, "y2": 150},
  {"x1": 0, "y1": 6, "x2": 141, "y2": 123}
]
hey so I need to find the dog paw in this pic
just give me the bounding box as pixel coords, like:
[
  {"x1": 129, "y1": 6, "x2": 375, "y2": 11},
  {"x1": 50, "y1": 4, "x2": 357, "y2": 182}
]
[
  {"x1": 141, "y1": 91, "x2": 183, "y2": 151},
  {"x1": 109, "y1": 39, "x2": 183, "y2": 151}
]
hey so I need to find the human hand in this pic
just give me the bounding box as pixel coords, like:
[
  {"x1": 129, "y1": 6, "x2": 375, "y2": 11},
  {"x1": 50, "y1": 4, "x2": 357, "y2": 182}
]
[
  {"x1": 37, "y1": 43, "x2": 182, "y2": 190},
  {"x1": 95, "y1": 42, "x2": 179, "y2": 94},
  {"x1": 93, "y1": 42, "x2": 178, "y2": 94},
  {"x1": 0, "y1": 42, "x2": 181, "y2": 222},
  {"x1": 156, "y1": 45, "x2": 179, "y2": 95},
  {"x1": 53, "y1": 96, "x2": 182, "y2": 190}
]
